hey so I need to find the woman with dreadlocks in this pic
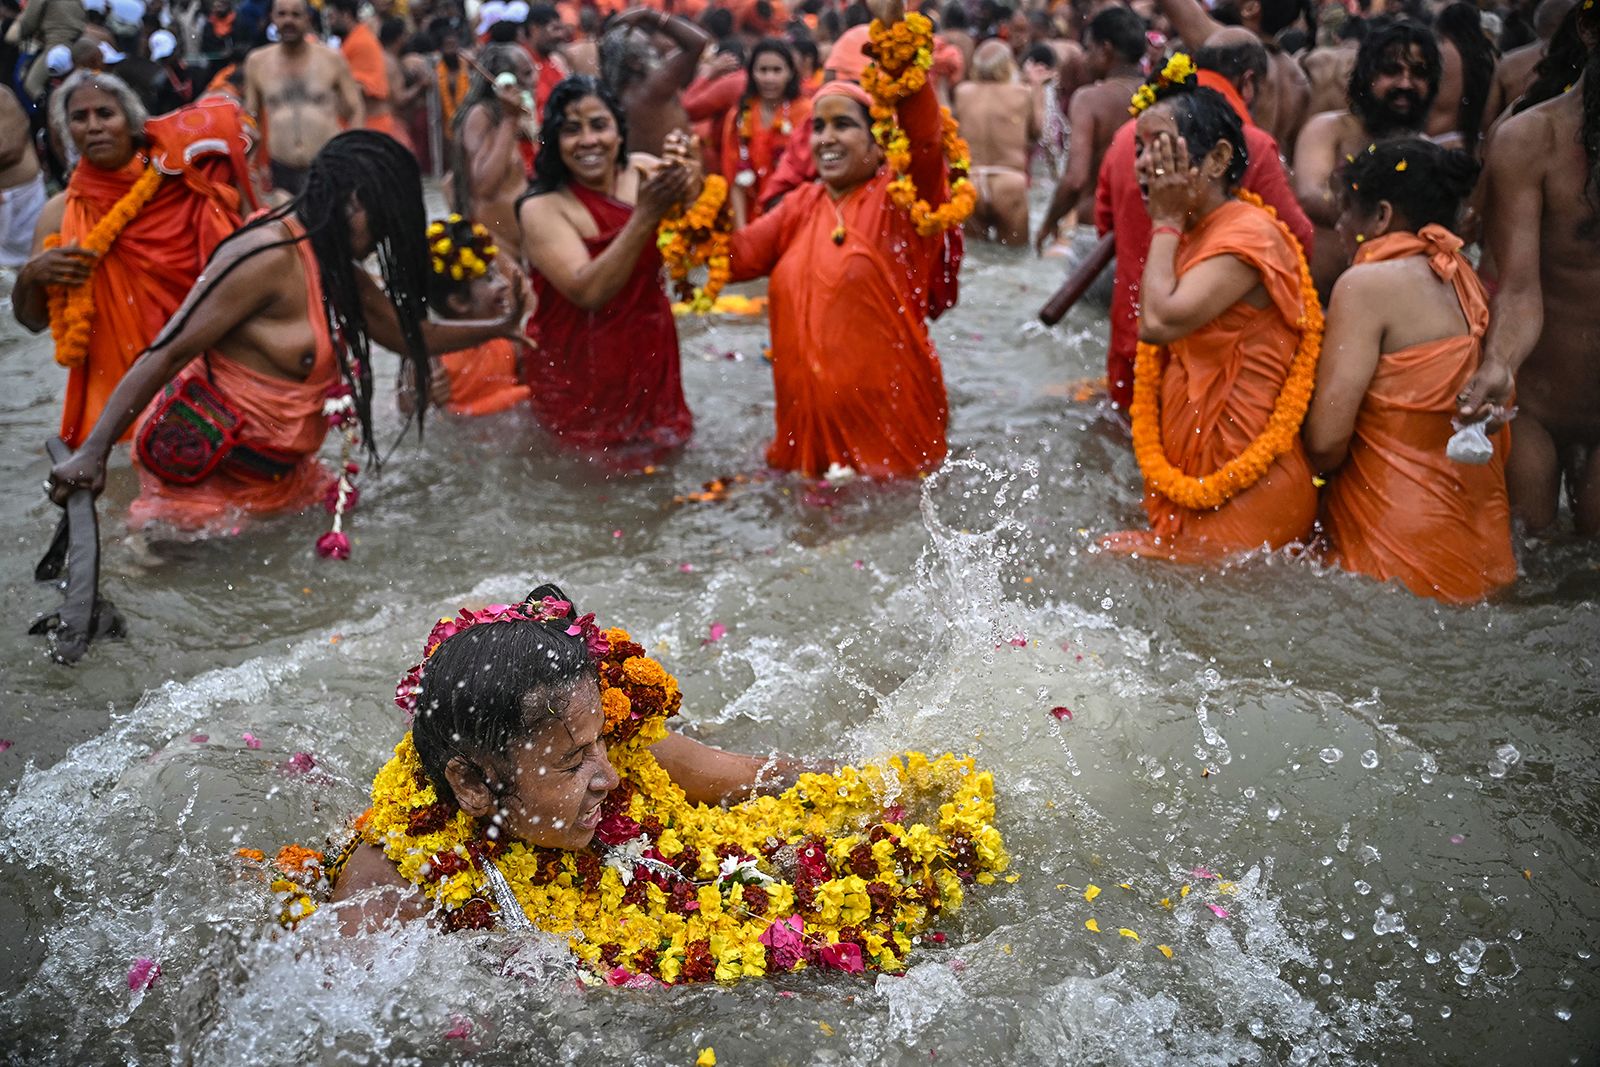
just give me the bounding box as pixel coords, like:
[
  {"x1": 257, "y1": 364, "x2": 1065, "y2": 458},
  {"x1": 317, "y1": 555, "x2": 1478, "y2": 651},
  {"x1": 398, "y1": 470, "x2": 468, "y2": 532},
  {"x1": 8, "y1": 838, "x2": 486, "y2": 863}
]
[
  {"x1": 45, "y1": 131, "x2": 527, "y2": 533},
  {"x1": 1100, "y1": 61, "x2": 1320, "y2": 562},
  {"x1": 1463, "y1": 0, "x2": 1600, "y2": 536},
  {"x1": 13, "y1": 70, "x2": 256, "y2": 450},
  {"x1": 516, "y1": 75, "x2": 696, "y2": 464}
]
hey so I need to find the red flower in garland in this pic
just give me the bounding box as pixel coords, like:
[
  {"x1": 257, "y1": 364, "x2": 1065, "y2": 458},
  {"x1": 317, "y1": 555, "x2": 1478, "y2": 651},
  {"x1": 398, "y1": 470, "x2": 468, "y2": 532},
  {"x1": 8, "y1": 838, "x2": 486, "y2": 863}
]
[
  {"x1": 681, "y1": 939, "x2": 716, "y2": 982},
  {"x1": 443, "y1": 897, "x2": 495, "y2": 931}
]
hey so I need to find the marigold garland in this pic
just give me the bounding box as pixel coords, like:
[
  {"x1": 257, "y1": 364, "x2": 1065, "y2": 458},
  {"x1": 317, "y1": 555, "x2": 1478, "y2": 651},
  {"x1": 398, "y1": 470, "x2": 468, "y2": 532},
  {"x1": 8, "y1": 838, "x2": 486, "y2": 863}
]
[
  {"x1": 657, "y1": 175, "x2": 732, "y2": 314},
  {"x1": 273, "y1": 615, "x2": 1009, "y2": 985},
  {"x1": 1129, "y1": 53, "x2": 1199, "y2": 117},
  {"x1": 861, "y1": 14, "x2": 975, "y2": 237},
  {"x1": 1129, "y1": 189, "x2": 1324, "y2": 511},
  {"x1": 437, "y1": 60, "x2": 470, "y2": 128},
  {"x1": 44, "y1": 161, "x2": 164, "y2": 369}
]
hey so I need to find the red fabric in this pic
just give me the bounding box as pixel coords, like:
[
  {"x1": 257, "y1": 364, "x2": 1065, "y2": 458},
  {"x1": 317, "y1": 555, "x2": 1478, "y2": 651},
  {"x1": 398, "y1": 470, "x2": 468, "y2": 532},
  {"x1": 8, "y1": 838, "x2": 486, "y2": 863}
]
[
  {"x1": 525, "y1": 183, "x2": 693, "y2": 458},
  {"x1": 441, "y1": 337, "x2": 531, "y2": 415},
  {"x1": 683, "y1": 71, "x2": 746, "y2": 175},
  {"x1": 1096, "y1": 117, "x2": 1314, "y2": 410},
  {"x1": 720, "y1": 98, "x2": 809, "y2": 218},
  {"x1": 729, "y1": 80, "x2": 949, "y2": 478},
  {"x1": 55, "y1": 111, "x2": 249, "y2": 447},
  {"x1": 129, "y1": 218, "x2": 339, "y2": 531},
  {"x1": 1321, "y1": 226, "x2": 1516, "y2": 602},
  {"x1": 1101, "y1": 199, "x2": 1318, "y2": 559},
  {"x1": 761, "y1": 117, "x2": 815, "y2": 205},
  {"x1": 524, "y1": 46, "x2": 568, "y2": 112},
  {"x1": 825, "y1": 25, "x2": 871, "y2": 81}
]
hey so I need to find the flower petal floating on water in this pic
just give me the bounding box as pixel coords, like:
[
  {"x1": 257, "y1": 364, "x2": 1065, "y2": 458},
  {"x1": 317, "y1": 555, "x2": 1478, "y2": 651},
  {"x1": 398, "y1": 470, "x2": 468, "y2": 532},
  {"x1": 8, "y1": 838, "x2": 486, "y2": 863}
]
[
  {"x1": 0, "y1": 740, "x2": 12, "y2": 753},
  {"x1": 1206, "y1": 903, "x2": 1229, "y2": 919},
  {"x1": 443, "y1": 1015, "x2": 473, "y2": 1040},
  {"x1": 703, "y1": 623, "x2": 728, "y2": 645},
  {"x1": 190, "y1": 734, "x2": 208, "y2": 744},
  {"x1": 242, "y1": 732, "x2": 261, "y2": 750},
  {"x1": 1085, "y1": 918, "x2": 1100, "y2": 933},
  {"x1": 697, "y1": 1049, "x2": 717, "y2": 1067},
  {"x1": 283, "y1": 752, "x2": 317, "y2": 776},
  {"x1": 1191, "y1": 866, "x2": 1215, "y2": 879},
  {"x1": 127, "y1": 958, "x2": 160, "y2": 992},
  {"x1": 1118, "y1": 928, "x2": 1140, "y2": 941},
  {"x1": 1084, "y1": 884, "x2": 1100, "y2": 902},
  {"x1": 1157, "y1": 944, "x2": 1174, "y2": 959},
  {"x1": 1050, "y1": 706, "x2": 1073, "y2": 721}
]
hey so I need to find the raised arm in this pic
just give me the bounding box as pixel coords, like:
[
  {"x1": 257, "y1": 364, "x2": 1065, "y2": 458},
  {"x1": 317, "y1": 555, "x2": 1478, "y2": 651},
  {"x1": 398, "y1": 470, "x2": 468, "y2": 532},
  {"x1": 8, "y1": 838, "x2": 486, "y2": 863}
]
[
  {"x1": 650, "y1": 732, "x2": 834, "y2": 806},
  {"x1": 1303, "y1": 268, "x2": 1384, "y2": 470},
  {"x1": 46, "y1": 237, "x2": 284, "y2": 502},
  {"x1": 614, "y1": 10, "x2": 712, "y2": 95},
  {"x1": 1461, "y1": 111, "x2": 1546, "y2": 422},
  {"x1": 1153, "y1": 0, "x2": 1225, "y2": 51},
  {"x1": 356, "y1": 263, "x2": 526, "y2": 356}
]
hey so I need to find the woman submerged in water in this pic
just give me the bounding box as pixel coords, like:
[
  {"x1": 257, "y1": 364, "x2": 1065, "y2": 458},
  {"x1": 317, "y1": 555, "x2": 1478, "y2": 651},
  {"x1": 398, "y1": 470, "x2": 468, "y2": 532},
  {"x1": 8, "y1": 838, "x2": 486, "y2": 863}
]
[{"x1": 286, "y1": 584, "x2": 1007, "y2": 984}]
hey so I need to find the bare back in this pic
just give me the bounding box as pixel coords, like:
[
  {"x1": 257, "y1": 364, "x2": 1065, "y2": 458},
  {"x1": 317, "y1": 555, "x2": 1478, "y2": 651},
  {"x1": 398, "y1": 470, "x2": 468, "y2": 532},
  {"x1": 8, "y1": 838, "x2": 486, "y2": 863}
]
[
  {"x1": 953, "y1": 81, "x2": 1036, "y2": 172},
  {"x1": 1065, "y1": 74, "x2": 1140, "y2": 219},
  {"x1": 1301, "y1": 44, "x2": 1357, "y2": 117},
  {"x1": 244, "y1": 41, "x2": 356, "y2": 168},
  {"x1": 1257, "y1": 49, "x2": 1311, "y2": 149}
]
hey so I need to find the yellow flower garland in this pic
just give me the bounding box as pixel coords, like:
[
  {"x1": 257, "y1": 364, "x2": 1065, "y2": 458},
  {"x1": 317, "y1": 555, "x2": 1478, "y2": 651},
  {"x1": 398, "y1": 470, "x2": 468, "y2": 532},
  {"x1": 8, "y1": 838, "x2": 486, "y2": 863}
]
[
  {"x1": 274, "y1": 623, "x2": 1009, "y2": 984},
  {"x1": 657, "y1": 175, "x2": 732, "y2": 315},
  {"x1": 44, "y1": 162, "x2": 164, "y2": 369},
  {"x1": 1129, "y1": 189, "x2": 1324, "y2": 511},
  {"x1": 862, "y1": 14, "x2": 975, "y2": 237}
]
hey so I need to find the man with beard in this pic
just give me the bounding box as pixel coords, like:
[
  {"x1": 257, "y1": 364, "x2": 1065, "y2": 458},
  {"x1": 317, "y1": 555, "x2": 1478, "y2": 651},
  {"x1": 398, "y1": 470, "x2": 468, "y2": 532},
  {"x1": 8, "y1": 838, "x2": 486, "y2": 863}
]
[
  {"x1": 1459, "y1": 0, "x2": 1600, "y2": 535},
  {"x1": 1293, "y1": 18, "x2": 1440, "y2": 295},
  {"x1": 243, "y1": 0, "x2": 365, "y2": 195}
]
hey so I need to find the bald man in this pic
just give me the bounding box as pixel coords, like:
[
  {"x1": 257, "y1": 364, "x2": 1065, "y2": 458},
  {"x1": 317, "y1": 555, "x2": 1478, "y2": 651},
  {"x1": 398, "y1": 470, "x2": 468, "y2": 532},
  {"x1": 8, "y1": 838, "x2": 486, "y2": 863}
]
[{"x1": 243, "y1": 0, "x2": 365, "y2": 195}]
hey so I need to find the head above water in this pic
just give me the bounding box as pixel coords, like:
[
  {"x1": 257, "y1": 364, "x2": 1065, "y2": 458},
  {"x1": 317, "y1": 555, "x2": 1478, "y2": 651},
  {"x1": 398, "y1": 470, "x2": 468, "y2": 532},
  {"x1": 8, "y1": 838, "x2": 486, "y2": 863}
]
[
  {"x1": 52, "y1": 70, "x2": 148, "y2": 170},
  {"x1": 1334, "y1": 136, "x2": 1479, "y2": 258},
  {"x1": 1348, "y1": 18, "x2": 1441, "y2": 136},
  {"x1": 425, "y1": 215, "x2": 508, "y2": 318},
  {"x1": 410, "y1": 584, "x2": 618, "y2": 851},
  {"x1": 531, "y1": 75, "x2": 630, "y2": 194},
  {"x1": 811, "y1": 81, "x2": 883, "y2": 194},
  {"x1": 1135, "y1": 86, "x2": 1250, "y2": 195}
]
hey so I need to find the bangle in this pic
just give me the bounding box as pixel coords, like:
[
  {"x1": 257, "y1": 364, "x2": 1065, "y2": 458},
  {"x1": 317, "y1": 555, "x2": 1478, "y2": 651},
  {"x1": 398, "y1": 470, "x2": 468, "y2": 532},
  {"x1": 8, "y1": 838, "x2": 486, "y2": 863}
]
[{"x1": 1151, "y1": 225, "x2": 1182, "y2": 240}]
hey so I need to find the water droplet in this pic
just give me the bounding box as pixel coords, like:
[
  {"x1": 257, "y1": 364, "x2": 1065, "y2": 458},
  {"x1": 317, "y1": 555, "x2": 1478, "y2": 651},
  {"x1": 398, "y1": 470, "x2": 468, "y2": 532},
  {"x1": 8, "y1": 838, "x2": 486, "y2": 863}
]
[
  {"x1": 1267, "y1": 804, "x2": 1282, "y2": 821},
  {"x1": 1319, "y1": 747, "x2": 1343, "y2": 764},
  {"x1": 1354, "y1": 880, "x2": 1372, "y2": 895},
  {"x1": 1361, "y1": 750, "x2": 1379, "y2": 769},
  {"x1": 1555, "y1": 1007, "x2": 1572, "y2": 1022},
  {"x1": 1439, "y1": 1006, "x2": 1452, "y2": 1019}
]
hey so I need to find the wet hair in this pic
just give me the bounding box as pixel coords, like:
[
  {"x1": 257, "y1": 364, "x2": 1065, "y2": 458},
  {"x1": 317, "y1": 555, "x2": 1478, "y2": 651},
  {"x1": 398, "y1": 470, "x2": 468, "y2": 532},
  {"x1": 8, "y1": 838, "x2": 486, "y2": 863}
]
[
  {"x1": 1348, "y1": 18, "x2": 1442, "y2": 131},
  {"x1": 942, "y1": 0, "x2": 968, "y2": 31},
  {"x1": 743, "y1": 37, "x2": 800, "y2": 102},
  {"x1": 528, "y1": 75, "x2": 629, "y2": 195},
  {"x1": 702, "y1": 6, "x2": 734, "y2": 38},
  {"x1": 528, "y1": 2, "x2": 559, "y2": 28},
  {"x1": 448, "y1": 43, "x2": 529, "y2": 212},
  {"x1": 1085, "y1": 6, "x2": 1146, "y2": 64},
  {"x1": 1434, "y1": 3, "x2": 1498, "y2": 151},
  {"x1": 143, "y1": 131, "x2": 434, "y2": 452},
  {"x1": 425, "y1": 215, "x2": 498, "y2": 314},
  {"x1": 599, "y1": 24, "x2": 655, "y2": 94},
  {"x1": 51, "y1": 70, "x2": 148, "y2": 152},
  {"x1": 1022, "y1": 42, "x2": 1057, "y2": 70},
  {"x1": 488, "y1": 20, "x2": 521, "y2": 44},
  {"x1": 791, "y1": 36, "x2": 820, "y2": 71},
  {"x1": 1337, "y1": 136, "x2": 1480, "y2": 232},
  {"x1": 1517, "y1": 1, "x2": 1587, "y2": 112},
  {"x1": 411, "y1": 584, "x2": 599, "y2": 806},
  {"x1": 1194, "y1": 33, "x2": 1270, "y2": 88},
  {"x1": 1153, "y1": 85, "x2": 1250, "y2": 190},
  {"x1": 379, "y1": 15, "x2": 407, "y2": 48}
]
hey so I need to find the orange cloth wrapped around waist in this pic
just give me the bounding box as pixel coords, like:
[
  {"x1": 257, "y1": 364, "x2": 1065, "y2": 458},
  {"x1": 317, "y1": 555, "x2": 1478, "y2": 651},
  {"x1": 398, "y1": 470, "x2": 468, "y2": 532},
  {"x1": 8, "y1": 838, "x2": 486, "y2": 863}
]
[
  {"x1": 1320, "y1": 226, "x2": 1515, "y2": 602},
  {"x1": 440, "y1": 337, "x2": 530, "y2": 416},
  {"x1": 129, "y1": 219, "x2": 340, "y2": 533},
  {"x1": 1102, "y1": 199, "x2": 1318, "y2": 561}
]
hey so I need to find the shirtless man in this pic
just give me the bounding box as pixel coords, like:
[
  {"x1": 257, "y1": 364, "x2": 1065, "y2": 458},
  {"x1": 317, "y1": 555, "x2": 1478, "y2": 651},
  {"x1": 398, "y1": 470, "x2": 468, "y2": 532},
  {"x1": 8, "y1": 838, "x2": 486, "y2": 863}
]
[
  {"x1": 1035, "y1": 4, "x2": 1145, "y2": 256},
  {"x1": 1293, "y1": 19, "x2": 1439, "y2": 295},
  {"x1": 453, "y1": 43, "x2": 537, "y2": 250},
  {"x1": 1488, "y1": 0, "x2": 1575, "y2": 118},
  {"x1": 243, "y1": 0, "x2": 364, "y2": 195},
  {"x1": 597, "y1": 7, "x2": 711, "y2": 155},
  {"x1": 1460, "y1": 3, "x2": 1600, "y2": 534},
  {"x1": 0, "y1": 87, "x2": 46, "y2": 269},
  {"x1": 954, "y1": 40, "x2": 1038, "y2": 246},
  {"x1": 1300, "y1": 12, "x2": 1361, "y2": 116},
  {"x1": 1156, "y1": 0, "x2": 1311, "y2": 148}
]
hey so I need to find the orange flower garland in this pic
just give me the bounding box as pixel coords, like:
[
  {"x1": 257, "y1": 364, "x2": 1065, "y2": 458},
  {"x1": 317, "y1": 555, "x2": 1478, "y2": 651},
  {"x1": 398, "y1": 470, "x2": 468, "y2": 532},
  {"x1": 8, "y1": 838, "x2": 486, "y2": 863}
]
[
  {"x1": 657, "y1": 175, "x2": 732, "y2": 314},
  {"x1": 44, "y1": 161, "x2": 164, "y2": 369},
  {"x1": 863, "y1": 15, "x2": 974, "y2": 237},
  {"x1": 437, "y1": 60, "x2": 470, "y2": 127},
  {"x1": 1129, "y1": 189, "x2": 1324, "y2": 511}
]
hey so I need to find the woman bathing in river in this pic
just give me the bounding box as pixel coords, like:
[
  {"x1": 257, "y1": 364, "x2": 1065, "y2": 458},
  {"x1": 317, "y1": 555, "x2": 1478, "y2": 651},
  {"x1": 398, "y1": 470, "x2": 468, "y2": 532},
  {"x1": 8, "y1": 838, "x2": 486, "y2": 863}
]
[{"x1": 304, "y1": 585, "x2": 1007, "y2": 982}]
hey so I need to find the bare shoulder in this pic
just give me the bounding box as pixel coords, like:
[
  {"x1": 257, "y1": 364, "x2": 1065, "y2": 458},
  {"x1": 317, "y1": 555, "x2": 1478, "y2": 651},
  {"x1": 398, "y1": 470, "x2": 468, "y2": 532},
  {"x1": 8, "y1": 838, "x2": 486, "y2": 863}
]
[
  {"x1": 330, "y1": 843, "x2": 415, "y2": 900},
  {"x1": 328, "y1": 843, "x2": 433, "y2": 933},
  {"x1": 1300, "y1": 109, "x2": 1351, "y2": 138},
  {"x1": 1488, "y1": 101, "x2": 1559, "y2": 163}
]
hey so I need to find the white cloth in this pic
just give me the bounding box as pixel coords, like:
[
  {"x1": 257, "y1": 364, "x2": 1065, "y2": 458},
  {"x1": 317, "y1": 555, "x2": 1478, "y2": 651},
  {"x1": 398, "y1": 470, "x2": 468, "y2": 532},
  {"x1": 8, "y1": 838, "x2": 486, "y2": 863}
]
[{"x1": 0, "y1": 173, "x2": 47, "y2": 269}]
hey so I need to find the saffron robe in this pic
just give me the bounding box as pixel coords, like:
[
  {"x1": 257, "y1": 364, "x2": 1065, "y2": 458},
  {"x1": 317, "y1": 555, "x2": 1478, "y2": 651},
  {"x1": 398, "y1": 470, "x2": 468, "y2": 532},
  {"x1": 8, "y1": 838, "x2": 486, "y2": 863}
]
[
  {"x1": 526, "y1": 182, "x2": 693, "y2": 459},
  {"x1": 343, "y1": 23, "x2": 413, "y2": 151},
  {"x1": 1094, "y1": 75, "x2": 1314, "y2": 411},
  {"x1": 728, "y1": 81, "x2": 952, "y2": 479},
  {"x1": 1102, "y1": 198, "x2": 1318, "y2": 560},
  {"x1": 129, "y1": 218, "x2": 339, "y2": 531},
  {"x1": 440, "y1": 337, "x2": 531, "y2": 416},
  {"x1": 719, "y1": 98, "x2": 810, "y2": 220},
  {"x1": 1321, "y1": 226, "x2": 1516, "y2": 602},
  {"x1": 55, "y1": 107, "x2": 251, "y2": 447}
]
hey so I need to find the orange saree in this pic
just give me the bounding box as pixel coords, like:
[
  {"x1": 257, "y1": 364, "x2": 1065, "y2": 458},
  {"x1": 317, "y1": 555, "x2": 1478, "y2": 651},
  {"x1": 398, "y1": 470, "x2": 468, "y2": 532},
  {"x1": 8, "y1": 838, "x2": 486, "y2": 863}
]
[
  {"x1": 129, "y1": 218, "x2": 339, "y2": 532},
  {"x1": 1102, "y1": 198, "x2": 1318, "y2": 560},
  {"x1": 440, "y1": 337, "x2": 530, "y2": 416},
  {"x1": 728, "y1": 82, "x2": 952, "y2": 479},
  {"x1": 53, "y1": 114, "x2": 249, "y2": 447},
  {"x1": 1320, "y1": 226, "x2": 1515, "y2": 602}
]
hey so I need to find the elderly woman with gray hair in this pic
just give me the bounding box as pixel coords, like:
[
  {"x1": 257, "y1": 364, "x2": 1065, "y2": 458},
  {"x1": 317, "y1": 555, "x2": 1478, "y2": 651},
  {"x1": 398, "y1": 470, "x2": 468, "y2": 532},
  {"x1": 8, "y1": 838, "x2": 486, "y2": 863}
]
[{"x1": 13, "y1": 69, "x2": 253, "y2": 448}]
